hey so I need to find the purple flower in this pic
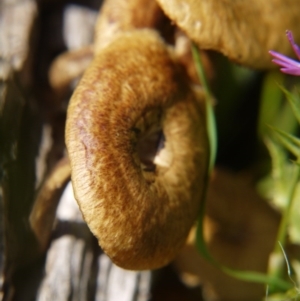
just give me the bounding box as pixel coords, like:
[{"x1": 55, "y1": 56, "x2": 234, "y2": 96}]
[{"x1": 269, "y1": 30, "x2": 300, "y2": 76}]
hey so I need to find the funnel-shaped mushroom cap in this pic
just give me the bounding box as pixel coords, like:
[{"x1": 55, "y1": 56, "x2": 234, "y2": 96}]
[
  {"x1": 66, "y1": 30, "x2": 208, "y2": 270},
  {"x1": 156, "y1": 0, "x2": 300, "y2": 69}
]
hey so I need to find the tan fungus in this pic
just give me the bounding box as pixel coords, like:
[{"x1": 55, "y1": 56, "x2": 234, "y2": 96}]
[
  {"x1": 156, "y1": 0, "x2": 300, "y2": 69},
  {"x1": 66, "y1": 30, "x2": 208, "y2": 270}
]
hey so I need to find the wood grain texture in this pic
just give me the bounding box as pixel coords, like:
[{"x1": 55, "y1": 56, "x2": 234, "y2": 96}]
[
  {"x1": 66, "y1": 29, "x2": 208, "y2": 270},
  {"x1": 34, "y1": 182, "x2": 152, "y2": 301}
]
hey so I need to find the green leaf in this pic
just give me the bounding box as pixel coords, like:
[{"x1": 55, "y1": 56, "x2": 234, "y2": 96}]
[
  {"x1": 278, "y1": 84, "x2": 300, "y2": 125},
  {"x1": 283, "y1": 178, "x2": 300, "y2": 243},
  {"x1": 258, "y1": 72, "x2": 284, "y2": 136},
  {"x1": 221, "y1": 267, "x2": 291, "y2": 291},
  {"x1": 263, "y1": 288, "x2": 300, "y2": 301},
  {"x1": 263, "y1": 138, "x2": 293, "y2": 209},
  {"x1": 265, "y1": 137, "x2": 300, "y2": 246},
  {"x1": 269, "y1": 126, "x2": 300, "y2": 160}
]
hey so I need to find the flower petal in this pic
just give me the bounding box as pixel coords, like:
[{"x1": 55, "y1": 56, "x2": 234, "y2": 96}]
[
  {"x1": 271, "y1": 60, "x2": 291, "y2": 69},
  {"x1": 286, "y1": 30, "x2": 300, "y2": 61},
  {"x1": 269, "y1": 50, "x2": 300, "y2": 69},
  {"x1": 280, "y1": 67, "x2": 300, "y2": 76},
  {"x1": 271, "y1": 59, "x2": 300, "y2": 69}
]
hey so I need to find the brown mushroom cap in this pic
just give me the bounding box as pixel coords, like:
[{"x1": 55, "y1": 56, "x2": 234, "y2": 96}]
[
  {"x1": 156, "y1": 0, "x2": 300, "y2": 69},
  {"x1": 94, "y1": 0, "x2": 166, "y2": 53},
  {"x1": 66, "y1": 29, "x2": 208, "y2": 270}
]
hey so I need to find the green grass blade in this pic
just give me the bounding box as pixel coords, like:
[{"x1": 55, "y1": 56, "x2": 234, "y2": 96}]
[
  {"x1": 222, "y1": 267, "x2": 292, "y2": 291},
  {"x1": 192, "y1": 45, "x2": 291, "y2": 291},
  {"x1": 191, "y1": 43, "x2": 217, "y2": 260},
  {"x1": 258, "y1": 72, "x2": 284, "y2": 136},
  {"x1": 191, "y1": 44, "x2": 217, "y2": 173},
  {"x1": 278, "y1": 84, "x2": 300, "y2": 125},
  {"x1": 270, "y1": 126, "x2": 300, "y2": 159}
]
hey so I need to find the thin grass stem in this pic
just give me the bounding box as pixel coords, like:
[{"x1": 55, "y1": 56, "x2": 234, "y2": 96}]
[
  {"x1": 191, "y1": 43, "x2": 217, "y2": 173},
  {"x1": 192, "y1": 45, "x2": 291, "y2": 291},
  {"x1": 275, "y1": 166, "x2": 300, "y2": 252}
]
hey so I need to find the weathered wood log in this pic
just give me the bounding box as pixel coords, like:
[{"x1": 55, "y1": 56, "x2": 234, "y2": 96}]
[
  {"x1": 0, "y1": 2, "x2": 39, "y2": 298},
  {"x1": 35, "y1": 182, "x2": 152, "y2": 301},
  {"x1": 0, "y1": 1, "x2": 156, "y2": 300}
]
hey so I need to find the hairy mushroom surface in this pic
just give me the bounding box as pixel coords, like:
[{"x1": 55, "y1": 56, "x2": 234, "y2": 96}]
[
  {"x1": 66, "y1": 29, "x2": 208, "y2": 270},
  {"x1": 94, "y1": 0, "x2": 166, "y2": 53},
  {"x1": 156, "y1": 0, "x2": 300, "y2": 69}
]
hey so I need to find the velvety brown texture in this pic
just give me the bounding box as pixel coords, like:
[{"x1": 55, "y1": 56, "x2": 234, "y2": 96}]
[
  {"x1": 49, "y1": 46, "x2": 94, "y2": 94},
  {"x1": 29, "y1": 158, "x2": 71, "y2": 251},
  {"x1": 66, "y1": 30, "x2": 208, "y2": 270},
  {"x1": 94, "y1": 0, "x2": 166, "y2": 53},
  {"x1": 156, "y1": 0, "x2": 300, "y2": 69}
]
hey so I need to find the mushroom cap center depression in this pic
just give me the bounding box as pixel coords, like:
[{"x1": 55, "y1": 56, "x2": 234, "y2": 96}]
[{"x1": 133, "y1": 110, "x2": 173, "y2": 178}]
